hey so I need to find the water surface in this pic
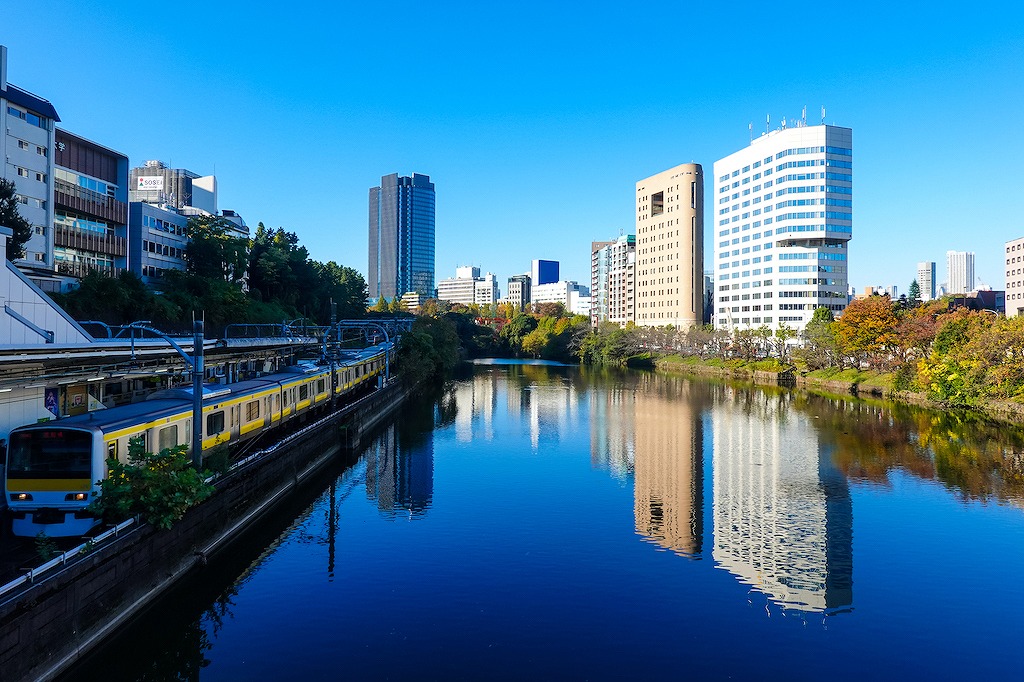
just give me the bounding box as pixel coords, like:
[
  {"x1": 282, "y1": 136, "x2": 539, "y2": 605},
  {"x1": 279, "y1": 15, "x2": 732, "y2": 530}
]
[{"x1": 71, "y1": 363, "x2": 1024, "y2": 680}]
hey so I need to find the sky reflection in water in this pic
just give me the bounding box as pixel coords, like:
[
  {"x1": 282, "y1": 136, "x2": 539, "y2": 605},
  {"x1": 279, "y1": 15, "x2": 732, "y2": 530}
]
[{"x1": 72, "y1": 364, "x2": 1024, "y2": 681}]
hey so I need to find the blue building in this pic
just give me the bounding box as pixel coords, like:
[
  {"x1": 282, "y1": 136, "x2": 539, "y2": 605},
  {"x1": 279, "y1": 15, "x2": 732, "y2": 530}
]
[
  {"x1": 531, "y1": 259, "x2": 559, "y2": 286},
  {"x1": 368, "y1": 173, "x2": 435, "y2": 301}
]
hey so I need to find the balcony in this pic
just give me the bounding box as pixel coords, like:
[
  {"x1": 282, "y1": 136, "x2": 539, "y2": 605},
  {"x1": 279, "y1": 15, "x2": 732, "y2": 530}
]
[
  {"x1": 54, "y1": 182, "x2": 128, "y2": 225},
  {"x1": 55, "y1": 261, "x2": 121, "y2": 279},
  {"x1": 54, "y1": 224, "x2": 127, "y2": 258}
]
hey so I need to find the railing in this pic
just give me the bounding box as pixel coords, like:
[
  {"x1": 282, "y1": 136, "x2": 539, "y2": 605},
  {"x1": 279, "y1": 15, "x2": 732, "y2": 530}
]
[
  {"x1": 54, "y1": 224, "x2": 127, "y2": 258},
  {"x1": 54, "y1": 184, "x2": 127, "y2": 224},
  {"x1": 0, "y1": 517, "x2": 139, "y2": 602},
  {"x1": 55, "y1": 260, "x2": 121, "y2": 279}
]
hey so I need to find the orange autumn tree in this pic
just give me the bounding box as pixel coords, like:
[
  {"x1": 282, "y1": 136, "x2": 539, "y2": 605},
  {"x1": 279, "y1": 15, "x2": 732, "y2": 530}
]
[{"x1": 833, "y1": 295, "x2": 900, "y2": 368}]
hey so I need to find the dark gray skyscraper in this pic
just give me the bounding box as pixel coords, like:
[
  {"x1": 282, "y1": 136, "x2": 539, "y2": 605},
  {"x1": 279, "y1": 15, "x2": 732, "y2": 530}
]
[{"x1": 368, "y1": 173, "x2": 435, "y2": 301}]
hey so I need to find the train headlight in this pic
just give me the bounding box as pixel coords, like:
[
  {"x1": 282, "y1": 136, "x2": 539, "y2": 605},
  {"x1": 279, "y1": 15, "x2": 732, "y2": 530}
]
[
  {"x1": 66, "y1": 493, "x2": 88, "y2": 502},
  {"x1": 11, "y1": 493, "x2": 32, "y2": 502}
]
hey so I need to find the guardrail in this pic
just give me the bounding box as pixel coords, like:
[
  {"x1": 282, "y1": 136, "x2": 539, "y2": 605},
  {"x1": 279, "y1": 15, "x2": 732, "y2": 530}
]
[{"x1": 0, "y1": 516, "x2": 139, "y2": 601}]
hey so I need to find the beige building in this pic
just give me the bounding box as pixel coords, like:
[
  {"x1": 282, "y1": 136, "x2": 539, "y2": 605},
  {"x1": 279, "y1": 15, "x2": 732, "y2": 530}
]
[
  {"x1": 1006, "y1": 237, "x2": 1024, "y2": 317},
  {"x1": 634, "y1": 163, "x2": 704, "y2": 328}
]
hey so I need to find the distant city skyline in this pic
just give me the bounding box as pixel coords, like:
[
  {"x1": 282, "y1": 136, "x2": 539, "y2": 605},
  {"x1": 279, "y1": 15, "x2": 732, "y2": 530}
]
[{"x1": 3, "y1": 3, "x2": 1022, "y2": 291}]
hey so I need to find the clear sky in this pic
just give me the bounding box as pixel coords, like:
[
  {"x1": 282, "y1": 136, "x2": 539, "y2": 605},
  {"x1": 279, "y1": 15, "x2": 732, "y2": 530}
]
[{"x1": 5, "y1": 1, "x2": 1023, "y2": 293}]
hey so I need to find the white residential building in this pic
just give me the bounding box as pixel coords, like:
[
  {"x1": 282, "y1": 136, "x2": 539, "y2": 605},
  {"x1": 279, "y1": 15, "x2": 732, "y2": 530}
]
[
  {"x1": 1, "y1": 45, "x2": 58, "y2": 272},
  {"x1": 635, "y1": 163, "x2": 704, "y2": 329},
  {"x1": 713, "y1": 122, "x2": 852, "y2": 332},
  {"x1": 1005, "y1": 238, "x2": 1024, "y2": 318},
  {"x1": 946, "y1": 250, "x2": 975, "y2": 295},
  {"x1": 591, "y1": 234, "x2": 635, "y2": 326},
  {"x1": 916, "y1": 261, "x2": 936, "y2": 301}
]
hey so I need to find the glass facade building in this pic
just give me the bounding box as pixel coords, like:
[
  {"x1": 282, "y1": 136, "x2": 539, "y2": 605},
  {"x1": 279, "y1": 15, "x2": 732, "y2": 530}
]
[
  {"x1": 369, "y1": 173, "x2": 435, "y2": 301},
  {"x1": 713, "y1": 123, "x2": 852, "y2": 332}
]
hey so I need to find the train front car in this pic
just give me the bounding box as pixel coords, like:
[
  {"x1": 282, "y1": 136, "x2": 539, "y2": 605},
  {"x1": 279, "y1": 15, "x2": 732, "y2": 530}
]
[{"x1": 5, "y1": 425, "x2": 104, "y2": 537}]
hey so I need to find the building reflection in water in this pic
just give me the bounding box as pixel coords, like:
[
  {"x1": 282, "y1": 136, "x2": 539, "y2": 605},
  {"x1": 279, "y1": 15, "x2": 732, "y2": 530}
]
[
  {"x1": 364, "y1": 422, "x2": 434, "y2": 519},
  {"x1": 712, "y1": 389, "x2": 853, "y2": 612},
  {"x1": 589, "y1": 378, "x2": 635, "y2": 481},
  {"x1": 500, "y1": 363, "x2": 578, "y2": 451},
  {"x1": 455, "y1": 369, "x2": 499, "y2": 443},
  {"x1": 632, "y1": 374, "x2": 704, "y2": 557}
]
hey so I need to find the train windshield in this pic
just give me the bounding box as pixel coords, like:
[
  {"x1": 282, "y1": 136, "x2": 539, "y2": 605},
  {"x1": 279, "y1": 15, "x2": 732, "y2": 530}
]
[{"x1": 7, "y1": 429, "x2": 93, "y2": 479}]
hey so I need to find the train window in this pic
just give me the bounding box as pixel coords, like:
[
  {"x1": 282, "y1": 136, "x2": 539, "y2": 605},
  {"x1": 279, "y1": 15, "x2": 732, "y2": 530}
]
[
  {"x1": 134, "y1": 433, "x2": 147, "y2": 449},
  {"x1": 108, "y1": 440, "x2": 117, "y2": 459},
  {"x1": 299, "y1": 384, "x2": 309, "y2": 401},
  {"x1": 207, "y1": 411, "x2": 225, "y2": 434},
  {"x1": 317, "y1": 379, "x2": 325, "y2": 394},
  {"x1": 159, "y1": 425, "x2": 178, "y2": 451},
  {"x1": 246, "y1": 400, "x2": 260, "y2": 421},
  {"x1": 8, "y1": 430, "x2": 92, "y2": 478}
]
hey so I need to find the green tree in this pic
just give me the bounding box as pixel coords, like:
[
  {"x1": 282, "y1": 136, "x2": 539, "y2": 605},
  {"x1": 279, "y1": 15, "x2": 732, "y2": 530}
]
[
  {"x1": 772, "y1": 323, "x2": 795, "y2": 362},
  {"x1": 798, "y1": 307, "x2": 839, "y2": 369},
  {"x1": 908, "y1": 279, "x2": 922, "y2": 305},
  {"x1": 185, "y1": 215, "x2": 248, "y2": 283},
  {"x1": 397, "y1": 316, "x2": 461, "y2": 386},
  {"x1": 89, "y1": 437, "x2": 213, "y2": 530},
  {"x1": 372, "y1": 296, "x2": 390, "y2": 313},
  {"x1": 0, "y1": 178, "x2": 33, "y2": 261}
]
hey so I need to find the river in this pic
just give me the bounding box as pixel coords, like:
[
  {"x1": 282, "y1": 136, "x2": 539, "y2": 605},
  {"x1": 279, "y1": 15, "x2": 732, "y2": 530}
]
[{"x1": 68, "y1": 360, "x2": 1024, "y2": 680}]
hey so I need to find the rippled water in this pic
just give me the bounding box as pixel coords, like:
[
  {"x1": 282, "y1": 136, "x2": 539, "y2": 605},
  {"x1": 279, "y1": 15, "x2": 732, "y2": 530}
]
[{"x1": 71, "y1": 363, "x2": 1024, "y2": 681}]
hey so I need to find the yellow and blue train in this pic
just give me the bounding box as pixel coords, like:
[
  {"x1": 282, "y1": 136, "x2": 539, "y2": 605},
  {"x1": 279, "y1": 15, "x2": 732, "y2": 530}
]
[{"x1": 4, "y1": 343, "x2": 392, "y2": 538}]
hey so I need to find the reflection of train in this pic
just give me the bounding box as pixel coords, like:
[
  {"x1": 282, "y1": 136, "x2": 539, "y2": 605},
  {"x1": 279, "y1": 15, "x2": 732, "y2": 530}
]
[{"x1": 4, "y1": 343, "x2": 392, "y2": 538}]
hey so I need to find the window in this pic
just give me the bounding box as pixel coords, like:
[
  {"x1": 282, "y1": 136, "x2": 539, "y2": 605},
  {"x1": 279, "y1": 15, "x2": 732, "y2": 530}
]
[
  {"x1": 159, "y1": 425, "x2": 178, "y2": 451},
  {"x1": 299, "y1": 384, "x2": 309, "y2": 401},
  {"x1": 245, "y1": 400, "x2": 260, "y2": 422},
  {"x1": 651, "y1": 191, "x2": 664, "y2": 216},
  {"x1": 207, "y1": 411, "x2": 225, "y2": 434}
]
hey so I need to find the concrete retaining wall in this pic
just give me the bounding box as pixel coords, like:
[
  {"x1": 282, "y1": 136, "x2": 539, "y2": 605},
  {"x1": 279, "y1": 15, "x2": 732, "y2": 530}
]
[{"x1": 0, "y1": 381, "x2": 411, "y2": 682}]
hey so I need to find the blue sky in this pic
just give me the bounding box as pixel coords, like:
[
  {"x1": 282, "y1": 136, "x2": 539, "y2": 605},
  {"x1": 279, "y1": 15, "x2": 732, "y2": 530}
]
[{"x1": 5, "y1": 1, "x2": 1023, "y2": 292}]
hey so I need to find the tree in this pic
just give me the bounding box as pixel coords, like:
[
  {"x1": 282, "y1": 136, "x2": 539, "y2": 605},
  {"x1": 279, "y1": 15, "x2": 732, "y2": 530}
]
[
  {"x1": 799, "y1": 307, "x2": 840, "y2": 370},
  {"x1": 908, "y1": 279, "x2": 921, "y2": 305},
  {"x1": 89, "y1": 437, "x2": 213, "y2": 530},
  {"x1": 372, "y1": 296, "x2": 390, "y2": 313},
  {"x1": 185, "y1": 215, "x2": 248, "y2": 283},
  {"x1": 772, "y1": 323, "x2": 795, "y2": 362},
  {"x1": 0, "y1": 178, "x2": 32, "y2": 261},
  {"x1": 833, "y1": 295, "x2": 900, "y2": 368}
]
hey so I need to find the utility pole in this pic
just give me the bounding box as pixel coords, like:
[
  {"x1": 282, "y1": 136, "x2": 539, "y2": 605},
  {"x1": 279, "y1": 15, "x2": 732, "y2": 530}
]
[{"x1": 192, "y1": 318, "x2": 204, "y2": 469}]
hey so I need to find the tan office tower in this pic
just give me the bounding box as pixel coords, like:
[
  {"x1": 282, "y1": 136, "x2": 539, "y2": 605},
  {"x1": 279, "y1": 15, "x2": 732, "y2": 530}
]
[{"x1": 635, "y1": 163, "x2": 704, "y2": 328}]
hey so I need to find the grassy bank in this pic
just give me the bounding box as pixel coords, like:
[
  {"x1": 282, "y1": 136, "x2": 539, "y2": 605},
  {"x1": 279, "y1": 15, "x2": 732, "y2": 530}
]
[{"x1": 655, "y1": 354, "x2": 1024, "y2": 426}]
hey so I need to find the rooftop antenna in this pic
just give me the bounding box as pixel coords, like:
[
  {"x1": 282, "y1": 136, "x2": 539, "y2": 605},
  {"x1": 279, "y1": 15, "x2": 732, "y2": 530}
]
[
  {"x1": 781, "y1": 116, "x2": 787, "y2": 130},
  {"x1": 749, "y1": 122, "x2": 753, "y2": 142},
  {"x1": 821, "y1": 105, "x2": 826, "y2": 124},
  {"x1": 802, "y1": 105, "x2": 807, "y2": 126},
  {"x1": 766, "y1": 113, "x2": 770, "y2": 134}
]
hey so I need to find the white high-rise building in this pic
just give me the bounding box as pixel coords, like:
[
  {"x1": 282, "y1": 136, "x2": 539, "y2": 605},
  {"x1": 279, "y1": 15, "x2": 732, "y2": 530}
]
[
  {"x1": 1004, "y1": 238, "x2": 1024, "y2": 318},
  {"x1": 946, "y1": 250, "x2": 975, "y2": 295},
  {"x1": 713, "y1": 122, "x2": 852, "y2": 331},
  {"x1": 916, "y1": 261, "x2": 936, "y2": 301}
]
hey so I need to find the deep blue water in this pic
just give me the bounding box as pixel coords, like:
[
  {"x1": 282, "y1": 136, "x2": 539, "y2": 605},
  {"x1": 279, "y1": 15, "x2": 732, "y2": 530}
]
[{"x1": 72, "y1": 363, "x2": 1024, "y2": 681}]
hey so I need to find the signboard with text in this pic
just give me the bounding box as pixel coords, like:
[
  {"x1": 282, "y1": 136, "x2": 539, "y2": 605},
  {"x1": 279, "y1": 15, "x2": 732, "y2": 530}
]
[{"x1": 136, "y1": 176, "x2": 164, "y2": 192}]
